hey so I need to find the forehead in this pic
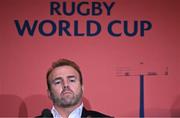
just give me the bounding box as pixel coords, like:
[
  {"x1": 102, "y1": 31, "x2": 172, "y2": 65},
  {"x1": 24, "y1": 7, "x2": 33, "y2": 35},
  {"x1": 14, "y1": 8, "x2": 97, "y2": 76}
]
[{"x1": 49, "y1": 65, "x2": 79, "y2": 79}]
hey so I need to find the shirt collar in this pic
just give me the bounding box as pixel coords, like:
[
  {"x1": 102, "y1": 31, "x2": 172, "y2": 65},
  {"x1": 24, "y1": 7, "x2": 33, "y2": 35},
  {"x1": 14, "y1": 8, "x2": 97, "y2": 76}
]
[{"x1": 51, "y1": 103, "x2": 83, "y2": 118}]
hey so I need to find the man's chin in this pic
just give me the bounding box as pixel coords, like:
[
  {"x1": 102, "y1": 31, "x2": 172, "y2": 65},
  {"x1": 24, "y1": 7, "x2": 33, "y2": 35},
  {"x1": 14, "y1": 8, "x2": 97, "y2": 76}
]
[
  {"x1": 60, "y1": 101, "x2": 74, "y2": 107},
  {"x1": 60, "y1": 97, "x2": 80, "y2": 108},
  {"x1": 61, "y1": 97, "x2": 74, "y2": 104},
  {"x1": 62, "y1": 94, "x2": 74, "y2": 100}
]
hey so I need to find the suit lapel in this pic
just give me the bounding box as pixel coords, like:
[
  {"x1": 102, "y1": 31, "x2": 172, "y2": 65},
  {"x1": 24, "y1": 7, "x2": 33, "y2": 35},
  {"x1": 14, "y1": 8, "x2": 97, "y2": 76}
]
[{"x1": 81, "y1": 107, "x2": 89, "y2": 117}]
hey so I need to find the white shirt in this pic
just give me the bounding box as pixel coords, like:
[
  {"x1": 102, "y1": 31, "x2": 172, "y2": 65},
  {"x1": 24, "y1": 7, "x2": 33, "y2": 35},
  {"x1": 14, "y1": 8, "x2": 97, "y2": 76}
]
[{"x1": 51, "y1": 104, "x2": 83, "y2": 118}]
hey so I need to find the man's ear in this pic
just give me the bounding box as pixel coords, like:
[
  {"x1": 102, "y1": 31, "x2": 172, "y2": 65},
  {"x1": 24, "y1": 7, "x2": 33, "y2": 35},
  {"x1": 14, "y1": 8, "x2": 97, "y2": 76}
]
[
  {"x1": 82, "y1": 85, "x2": 84, "y2": 92},
  {"x1": 47, "y1": 89, "x2": 51, "y2": 99}
]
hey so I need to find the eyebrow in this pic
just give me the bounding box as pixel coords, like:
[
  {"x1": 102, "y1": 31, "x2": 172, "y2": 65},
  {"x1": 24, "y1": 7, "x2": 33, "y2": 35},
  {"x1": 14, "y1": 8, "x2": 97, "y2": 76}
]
[
  {"x1": 52, "y1": 75, "x2": 76, "y2": 81},
  {"x1": 52, "y1": 77, "x2": 62, "y2": 82},
  {"x1": 67, "y1": 75, "x2": 76, "y2": 79}
]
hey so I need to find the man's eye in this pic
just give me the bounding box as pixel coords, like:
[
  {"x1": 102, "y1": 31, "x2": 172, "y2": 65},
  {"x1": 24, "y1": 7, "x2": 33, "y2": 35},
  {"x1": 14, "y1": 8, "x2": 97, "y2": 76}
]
[
  {"x1": 70, "y1": 79, "x2": 75, "y2": 82},
  {"x1": 69, "y1": 78, "x2": 76, "y2": 82},
  {"x1": 54, "y1": 80, "x2": 61, "y2": 84}
]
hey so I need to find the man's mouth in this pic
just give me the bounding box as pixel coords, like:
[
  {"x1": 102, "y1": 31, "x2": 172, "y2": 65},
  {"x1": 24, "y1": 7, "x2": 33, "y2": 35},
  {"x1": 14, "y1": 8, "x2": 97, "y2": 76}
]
[{"x1": 62, "y1": 91, "x2": 73, "y2": 95}]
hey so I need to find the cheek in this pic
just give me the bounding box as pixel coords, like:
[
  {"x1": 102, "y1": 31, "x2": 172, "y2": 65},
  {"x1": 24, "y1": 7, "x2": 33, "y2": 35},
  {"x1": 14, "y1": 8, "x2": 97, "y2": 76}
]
[
  {"x1": 71, "y1": 84, "x2": 82, "y2": 92},
  {"x1": 51, "y1": 85, "x2": 63, "y2": 94}
]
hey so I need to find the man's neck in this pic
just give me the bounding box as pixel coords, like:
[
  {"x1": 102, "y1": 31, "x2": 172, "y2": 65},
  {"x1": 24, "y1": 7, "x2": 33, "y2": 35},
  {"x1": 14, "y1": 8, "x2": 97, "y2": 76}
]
[{"x1": 54, "y1": 102, "x2": 82, "y2": 118}]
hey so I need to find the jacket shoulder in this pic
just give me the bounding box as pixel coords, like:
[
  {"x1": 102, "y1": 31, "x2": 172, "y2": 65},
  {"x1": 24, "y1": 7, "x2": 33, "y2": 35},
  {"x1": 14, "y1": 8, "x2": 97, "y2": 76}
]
[{"x1": 81, "y1": 107, "x2": 113, "y2": 118}]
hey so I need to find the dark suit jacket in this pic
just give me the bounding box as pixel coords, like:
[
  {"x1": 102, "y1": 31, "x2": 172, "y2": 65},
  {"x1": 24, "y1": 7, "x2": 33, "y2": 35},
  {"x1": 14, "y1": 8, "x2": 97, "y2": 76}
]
[
  {"x1": 81, "y1": 107, "x2": 113, "y2": 117},
  {"x1": 37, "y1": 107, "x2": 113, "y2": 118}
]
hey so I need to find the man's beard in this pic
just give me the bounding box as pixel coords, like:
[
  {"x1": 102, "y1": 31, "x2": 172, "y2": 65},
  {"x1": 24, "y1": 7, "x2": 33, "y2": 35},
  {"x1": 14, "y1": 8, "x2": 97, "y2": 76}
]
[{"x1": 50, "y1": 87, "x2": 83, "y2": 108}]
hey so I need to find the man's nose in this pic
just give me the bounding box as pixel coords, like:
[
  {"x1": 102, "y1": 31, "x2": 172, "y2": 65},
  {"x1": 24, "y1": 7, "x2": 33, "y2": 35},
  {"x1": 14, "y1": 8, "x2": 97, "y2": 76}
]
[{"x1": 62, "y1": 79, "x2": 69, "y2": 88}]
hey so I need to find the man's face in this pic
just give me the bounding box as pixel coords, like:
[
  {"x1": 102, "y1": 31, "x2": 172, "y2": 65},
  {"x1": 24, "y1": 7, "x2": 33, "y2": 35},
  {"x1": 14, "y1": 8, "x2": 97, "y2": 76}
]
[{"x1": 48, "y1": 66, "x2": 83, "y2": 108}]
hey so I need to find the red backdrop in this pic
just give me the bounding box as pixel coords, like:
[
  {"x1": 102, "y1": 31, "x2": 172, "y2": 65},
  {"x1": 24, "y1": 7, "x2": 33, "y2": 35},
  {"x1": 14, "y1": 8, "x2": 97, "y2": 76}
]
[{"x1": 0, "y1": 0, "x2": 180, "y2": 117}]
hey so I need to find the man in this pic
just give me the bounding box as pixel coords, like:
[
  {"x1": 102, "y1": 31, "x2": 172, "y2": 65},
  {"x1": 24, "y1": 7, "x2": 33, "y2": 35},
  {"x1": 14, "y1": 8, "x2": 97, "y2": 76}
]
[{"x1": 38, "y1": 59, "x2": 112, "y2": 118}]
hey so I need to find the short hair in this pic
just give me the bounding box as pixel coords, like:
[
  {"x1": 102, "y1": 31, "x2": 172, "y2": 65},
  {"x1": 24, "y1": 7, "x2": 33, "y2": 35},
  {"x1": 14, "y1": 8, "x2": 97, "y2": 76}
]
[{"x1": 46, "y1": 59, "x2": 83, "y2": 90}]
